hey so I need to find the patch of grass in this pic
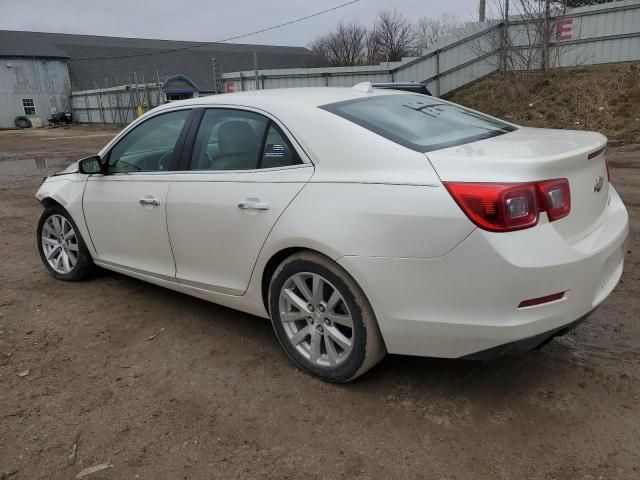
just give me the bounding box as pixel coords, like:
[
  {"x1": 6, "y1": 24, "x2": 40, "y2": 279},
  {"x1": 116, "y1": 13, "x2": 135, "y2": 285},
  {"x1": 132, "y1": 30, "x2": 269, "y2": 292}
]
[{"x1": 445, "y1": 63, "x2": 640, "y2": 144}]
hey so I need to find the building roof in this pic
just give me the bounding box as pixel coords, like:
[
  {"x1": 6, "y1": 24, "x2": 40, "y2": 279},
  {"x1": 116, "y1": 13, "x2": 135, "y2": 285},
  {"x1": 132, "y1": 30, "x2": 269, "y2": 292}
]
[
  {"x1": 0, "y1": 30, "x2": 327, "y2": 91},
  {"x1": 0, "y1": 31, "x2": 70, "y2": 58}
]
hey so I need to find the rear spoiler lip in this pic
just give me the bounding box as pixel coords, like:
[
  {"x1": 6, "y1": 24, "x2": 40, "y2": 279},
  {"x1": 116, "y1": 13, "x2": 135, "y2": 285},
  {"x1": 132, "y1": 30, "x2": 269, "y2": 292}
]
[
  {"x1": 588, "y1": 145, "x2": 607, "y2": 159},
  {"x1": 371, "y1": 82, "x2": 432, "y2": 96}
]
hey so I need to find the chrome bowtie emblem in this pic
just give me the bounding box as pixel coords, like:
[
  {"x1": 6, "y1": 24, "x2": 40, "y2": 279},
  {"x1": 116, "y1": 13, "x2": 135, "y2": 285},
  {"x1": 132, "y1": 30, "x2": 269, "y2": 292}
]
[{"x1": 593, "y1": 176, "x2": 604, "y2": 192}]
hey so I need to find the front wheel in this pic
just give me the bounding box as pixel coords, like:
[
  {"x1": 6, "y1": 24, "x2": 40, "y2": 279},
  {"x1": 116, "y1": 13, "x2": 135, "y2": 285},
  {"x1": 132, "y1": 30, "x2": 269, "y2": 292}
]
[
  {"x1": 37, "y1": 206, "x2": 94, "y2": 281},
  {"x1": 268, "y1": 251, "x2": 386, "y2": 382}
]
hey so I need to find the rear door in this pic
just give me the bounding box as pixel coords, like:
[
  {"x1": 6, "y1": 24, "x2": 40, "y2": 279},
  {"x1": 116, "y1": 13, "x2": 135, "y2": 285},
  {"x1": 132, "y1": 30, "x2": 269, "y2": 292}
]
[
  {"x1": 83, "y1": 108, "x2": 193, "y2": 277},
  {"x1": 167, "y1": 107, "x2": 314, "y2": 295}
]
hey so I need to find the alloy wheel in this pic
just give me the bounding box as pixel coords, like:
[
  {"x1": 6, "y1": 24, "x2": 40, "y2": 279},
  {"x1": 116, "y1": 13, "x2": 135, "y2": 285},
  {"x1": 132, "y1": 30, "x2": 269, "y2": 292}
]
[
  {"x1": 41, "y1": 214, "x2": 78, "y2": 274},
  {"x1": 278, "y1": 272, "x2": 354, "y2": 367}
]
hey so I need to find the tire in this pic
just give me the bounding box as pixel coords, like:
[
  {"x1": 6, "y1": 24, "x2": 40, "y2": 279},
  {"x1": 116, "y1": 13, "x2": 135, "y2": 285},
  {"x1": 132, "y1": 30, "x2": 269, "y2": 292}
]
[
  {"x1": 268, "y1": 251, "x2": 386, "y2": 382},
  {"x1": 14, "y1": 116, "x2": 32, "y2": 129},
  {"x1": 37, "y1": 206, "x2": 94, "y2": 281}
]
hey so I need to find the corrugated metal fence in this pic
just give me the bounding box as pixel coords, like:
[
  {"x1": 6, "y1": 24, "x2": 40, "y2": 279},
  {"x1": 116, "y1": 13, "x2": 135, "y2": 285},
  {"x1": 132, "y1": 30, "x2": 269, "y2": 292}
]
[
  {"x1": 70, "y1": 83, "x2": 166, "y2": 124},
  {"x1": 222, "y1": 0, "x2": 640, "y2": 96}
]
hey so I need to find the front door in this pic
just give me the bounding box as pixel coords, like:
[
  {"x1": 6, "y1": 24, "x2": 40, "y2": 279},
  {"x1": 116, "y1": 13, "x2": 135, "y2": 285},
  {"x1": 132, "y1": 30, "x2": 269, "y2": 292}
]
[
  {"x1": 83, "y1": 109, "x2": 192, "y2": 277},
  {"x1": 167, "y1": 107, "x2": 314, "y2": 295}
]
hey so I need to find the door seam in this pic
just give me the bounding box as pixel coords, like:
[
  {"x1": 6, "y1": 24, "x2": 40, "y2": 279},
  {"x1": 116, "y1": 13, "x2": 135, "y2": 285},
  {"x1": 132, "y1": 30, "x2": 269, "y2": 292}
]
[
  {"x1": 240, "y1": 167, "x2": 317, "y2": 296},
  {"x1": 165, "y1": 176, "x2": 178, "y2": 278},
  {"x1": 81, "y1": 177, "x2": 100, "y2": 256}
]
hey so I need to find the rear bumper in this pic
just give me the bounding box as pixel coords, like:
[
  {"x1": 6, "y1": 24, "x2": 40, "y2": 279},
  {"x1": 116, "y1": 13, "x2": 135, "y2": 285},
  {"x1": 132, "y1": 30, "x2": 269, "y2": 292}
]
[
  {"x1": 338, "y1": 186, "x2": 629, "y2": 358},
  {"x1": 462, "y1": 310, "x2": 592, "y2": 360}
]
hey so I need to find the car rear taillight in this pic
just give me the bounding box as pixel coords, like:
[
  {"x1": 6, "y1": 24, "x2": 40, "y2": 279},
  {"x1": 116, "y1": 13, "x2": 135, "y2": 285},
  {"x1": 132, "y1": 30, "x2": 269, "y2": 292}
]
[
  {"x1": 443, "y1": 183, "x2": 538, "y2": 232},
  {"x1": 538, "y1": 179, "x2": 571, "y2": 221},
  {"x1": 444, "y1": 179, "x2": 571, "y2": 232}
]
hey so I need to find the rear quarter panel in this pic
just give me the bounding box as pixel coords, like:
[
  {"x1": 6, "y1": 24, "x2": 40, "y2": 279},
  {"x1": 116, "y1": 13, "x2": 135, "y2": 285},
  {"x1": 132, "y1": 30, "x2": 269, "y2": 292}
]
[
  {"x1": 243, "y1": 180, "x2": 475, "y2": 319},
  {"x1": 263, "y1": 182, "x2": 474, "y2": 260}
]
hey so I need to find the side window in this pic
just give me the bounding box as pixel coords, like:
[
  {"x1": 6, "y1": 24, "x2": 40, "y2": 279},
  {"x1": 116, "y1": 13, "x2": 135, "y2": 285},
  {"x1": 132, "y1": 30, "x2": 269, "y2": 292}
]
[
  {"x1": 261, "y1": 124, "x2": 302, "y2": 169},
  {"x1": 107, "y1": 109, "x2": 190, "y2": 173},
  {"x1": 189, "y1": 109, "x2": 302, "y2": 171},
  {"x1": 190, "y1": 109, "x2": 268, "y2": 171}
]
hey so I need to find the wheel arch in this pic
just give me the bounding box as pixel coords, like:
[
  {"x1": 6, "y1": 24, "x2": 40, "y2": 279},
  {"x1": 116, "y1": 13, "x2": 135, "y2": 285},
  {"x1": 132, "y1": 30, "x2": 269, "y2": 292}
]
[
  {"x1": 35, "y1": 179, "x2": 97, "y2": 258},
  {"x1": 261, "y1": 247, "x2": 306, "y2": 313},
  {"x1": 40, "y1": 196, "x2": 64, "y2": 209},
  {"x1": 259, "y1": 245, "x2": 364, "y2": 316}
]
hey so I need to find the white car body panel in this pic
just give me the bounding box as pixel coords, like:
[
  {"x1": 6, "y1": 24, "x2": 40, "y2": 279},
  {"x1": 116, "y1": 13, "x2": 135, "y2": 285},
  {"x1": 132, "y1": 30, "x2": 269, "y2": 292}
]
[
  {"x1": 339, "y1": 186, "x2": 628, "y2": 357},
  {"x1": 35, "y1": 174, "x2": 96, "y2": 256},
  {"x1": 35, "y1": 87, "x2": 629, "y2": 359},
  {"x1": 168, "y1": 166, "x2": 314, "y2": 295},
  {"x1": 83, "y1": 174, "x2": 176, "y2": 277},
  {"x1": 265, "y1": 182, "x2": 474, "y2": 259}
]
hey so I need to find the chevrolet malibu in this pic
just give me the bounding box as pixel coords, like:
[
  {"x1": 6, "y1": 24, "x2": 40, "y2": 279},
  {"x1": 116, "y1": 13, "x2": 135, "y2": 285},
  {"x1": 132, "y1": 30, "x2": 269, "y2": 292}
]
[{"x1": 35, "y1": 84, "x2": 629, "y2": 382}]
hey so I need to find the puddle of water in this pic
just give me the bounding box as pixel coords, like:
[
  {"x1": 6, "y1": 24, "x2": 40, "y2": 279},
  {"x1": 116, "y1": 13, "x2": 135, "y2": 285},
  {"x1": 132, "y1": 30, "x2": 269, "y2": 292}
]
[
  {"x1": 45, "y1": 134, "x2": 116, "y2": 141},
  {"x1": 0, "y1": 157, "x2": 76, "y2": 177}
]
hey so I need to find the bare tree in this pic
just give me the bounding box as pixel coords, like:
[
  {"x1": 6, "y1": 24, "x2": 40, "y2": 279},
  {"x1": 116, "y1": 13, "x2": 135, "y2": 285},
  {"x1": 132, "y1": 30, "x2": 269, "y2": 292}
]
[
  {"x1": 552, "y1": 0, "x2": 609, "y2": 6},
  {"x1": 373, "y1": 9, "x2": 416, "y2": 62},
  {"x1": 309, "y1": 11, "x2": 416, "y2": 66},
  {"x1": 468, "y1": 0, "x2": 589, "y2": 99},
  {"x1": 308, "y1": 36, "x2": 330, "y2": 62},
  {"x1": 309, "y1": 21, "x2": 368, "y2": 67},
  {"x1": 364, "y1": 26, "x2": 383, "y2": 65},
  {"x1": 474, "y1": 0, "x2": 576, "y2": 74},
  {"x1": 414, "y1": 13, "x2": 463, "y2": 53}
]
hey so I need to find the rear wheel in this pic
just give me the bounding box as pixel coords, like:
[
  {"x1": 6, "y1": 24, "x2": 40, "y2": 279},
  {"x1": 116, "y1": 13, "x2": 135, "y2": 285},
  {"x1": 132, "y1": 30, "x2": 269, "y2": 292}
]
[
  {"x1": 268, "y1": 251, "x2": 385, "y2": 382},
  {"x1": 37, "y1": 206, "x2": 93, "y2": 281}
]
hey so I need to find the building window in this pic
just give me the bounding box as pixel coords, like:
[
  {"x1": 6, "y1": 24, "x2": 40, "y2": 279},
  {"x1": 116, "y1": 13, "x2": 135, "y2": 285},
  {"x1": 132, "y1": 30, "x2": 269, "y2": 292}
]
[{"x1": 22, "y1": 98, "x2": 36, "y2": 115}]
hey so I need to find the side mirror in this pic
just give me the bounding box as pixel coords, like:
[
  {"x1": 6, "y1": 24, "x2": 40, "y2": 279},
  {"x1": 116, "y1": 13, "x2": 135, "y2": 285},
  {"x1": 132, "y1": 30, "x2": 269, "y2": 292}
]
[{"x1": 78, "y1": 155, "x2": 104, "y2": 174}]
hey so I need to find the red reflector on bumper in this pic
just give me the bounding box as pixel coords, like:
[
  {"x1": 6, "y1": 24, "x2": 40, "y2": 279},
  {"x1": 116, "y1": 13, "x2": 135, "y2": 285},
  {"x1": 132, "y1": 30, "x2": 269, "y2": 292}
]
[{"x1": 518, "y1": 292, "x2": 565, "y2": 308}]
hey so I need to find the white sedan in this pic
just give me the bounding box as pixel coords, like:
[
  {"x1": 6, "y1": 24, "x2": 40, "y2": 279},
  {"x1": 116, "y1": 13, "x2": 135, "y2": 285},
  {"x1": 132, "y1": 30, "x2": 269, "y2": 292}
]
[{"x1": 35, "y1": 84, "x2": 629, "y2": 382}]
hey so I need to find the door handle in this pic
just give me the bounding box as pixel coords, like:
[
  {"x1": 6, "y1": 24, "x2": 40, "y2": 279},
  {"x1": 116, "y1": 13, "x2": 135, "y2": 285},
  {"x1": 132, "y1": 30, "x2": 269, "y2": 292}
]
[
  {"x1": 238, "y1": 201, "x2": 270, "y2": 211},
  {"x1": 139, "y1": 198, "x2": 161, "y2": 206}
]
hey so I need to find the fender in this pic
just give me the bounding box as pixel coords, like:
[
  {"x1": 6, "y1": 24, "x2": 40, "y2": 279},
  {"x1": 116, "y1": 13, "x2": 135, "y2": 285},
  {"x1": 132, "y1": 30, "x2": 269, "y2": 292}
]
[{"x1": 35, "y1": 175, "x2": 97, "y2": 257}]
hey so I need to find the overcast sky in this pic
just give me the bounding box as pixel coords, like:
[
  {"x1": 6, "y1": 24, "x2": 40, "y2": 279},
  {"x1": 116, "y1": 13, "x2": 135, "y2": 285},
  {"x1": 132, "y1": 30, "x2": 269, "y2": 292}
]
[{"x1": 0, "y1": 0, "x2": 482, "y2": 47}]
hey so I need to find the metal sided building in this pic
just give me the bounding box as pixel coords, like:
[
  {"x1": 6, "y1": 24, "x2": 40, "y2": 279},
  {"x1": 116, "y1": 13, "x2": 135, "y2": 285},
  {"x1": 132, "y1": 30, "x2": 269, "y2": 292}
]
[
  {"x1": 0, "y1": 30, "x2": 327, "y2": 128},
  {"x1": 0, "y1": 36, "x2": 71, "y2": 129}
]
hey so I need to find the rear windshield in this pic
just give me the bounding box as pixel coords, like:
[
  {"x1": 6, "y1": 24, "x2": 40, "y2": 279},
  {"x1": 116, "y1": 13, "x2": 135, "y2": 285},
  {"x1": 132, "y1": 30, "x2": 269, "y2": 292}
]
[{"x1": 321, "y1": 94, "x2": 516, "y2": 152}]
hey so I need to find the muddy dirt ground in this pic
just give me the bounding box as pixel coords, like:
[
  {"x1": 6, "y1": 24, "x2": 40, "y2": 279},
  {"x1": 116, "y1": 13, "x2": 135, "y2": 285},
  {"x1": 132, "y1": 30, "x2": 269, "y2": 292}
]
[{"x1": 1, "y1": 125, "x2": 638, "y2": 479}]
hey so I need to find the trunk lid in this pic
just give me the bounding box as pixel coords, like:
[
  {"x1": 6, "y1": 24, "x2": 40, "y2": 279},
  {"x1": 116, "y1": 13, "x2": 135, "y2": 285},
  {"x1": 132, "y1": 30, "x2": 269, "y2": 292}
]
[{"x1": 426, "y1": 127, "x2": 609, "y2": 243}]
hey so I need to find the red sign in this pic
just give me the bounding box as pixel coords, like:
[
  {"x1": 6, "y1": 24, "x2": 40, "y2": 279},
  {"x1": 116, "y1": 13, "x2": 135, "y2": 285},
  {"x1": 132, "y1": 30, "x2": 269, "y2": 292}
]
[
  {"x1": 555, "y1": 18, "x2": 573, "y2": 41},
  {"x1": 224, "y1": 81, "x2": 235, "y2": 93}
]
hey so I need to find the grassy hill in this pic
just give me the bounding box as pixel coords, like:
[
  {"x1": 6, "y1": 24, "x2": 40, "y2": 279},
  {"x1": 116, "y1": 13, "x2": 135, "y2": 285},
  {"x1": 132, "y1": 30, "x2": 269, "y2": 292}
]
[{"x1": 445, "y1": 63, "x2": 640, "y2": 145}]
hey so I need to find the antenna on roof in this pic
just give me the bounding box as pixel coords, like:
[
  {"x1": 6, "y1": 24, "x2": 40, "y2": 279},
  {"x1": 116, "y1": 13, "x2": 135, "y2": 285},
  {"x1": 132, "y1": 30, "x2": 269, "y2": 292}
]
[{"x1": 352, "y1": 82, "x2": 373, "y2": 94}]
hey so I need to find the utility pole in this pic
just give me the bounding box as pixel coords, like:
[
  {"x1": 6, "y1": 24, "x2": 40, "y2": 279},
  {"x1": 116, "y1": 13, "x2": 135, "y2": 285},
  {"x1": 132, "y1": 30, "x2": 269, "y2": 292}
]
[
  {"x1": 212, "y1": 57, "x2": 222, "y2": 94},
  {"x1": 542, "y1": 0, "x2": 551, "y2": 74},
  {"x1": 479, "y1": 0, "x2": 486, "y2": 22},
  {"x1": 501, "y1": 0, "x2": 510, "y2": 73},
  {"x1": 253, "y1": 52, "x2": 259, "y2": 90}
]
